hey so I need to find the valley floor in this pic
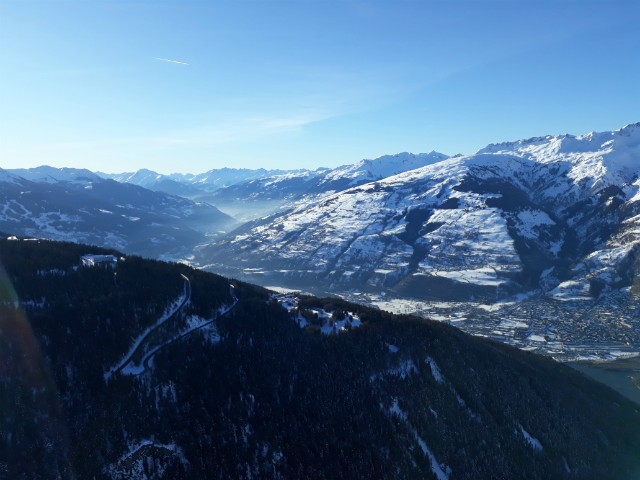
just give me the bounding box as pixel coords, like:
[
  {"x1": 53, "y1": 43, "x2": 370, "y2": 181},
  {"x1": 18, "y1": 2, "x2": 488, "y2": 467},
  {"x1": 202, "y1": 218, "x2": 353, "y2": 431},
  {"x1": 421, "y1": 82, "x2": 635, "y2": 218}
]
[
  {"x1": 239, "y1": 275, "x2": 640, "y2": 363},
  {"x1": 343, "y1": 289, "x2": 640, "y2": 362}
]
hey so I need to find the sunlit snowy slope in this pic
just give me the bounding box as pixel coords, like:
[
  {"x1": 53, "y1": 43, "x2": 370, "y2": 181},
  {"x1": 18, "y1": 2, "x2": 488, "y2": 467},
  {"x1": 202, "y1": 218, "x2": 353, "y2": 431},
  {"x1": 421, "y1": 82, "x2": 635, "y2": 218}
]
[{"x1": 199, "y1": 123, "x2": 640, "y2": 304}]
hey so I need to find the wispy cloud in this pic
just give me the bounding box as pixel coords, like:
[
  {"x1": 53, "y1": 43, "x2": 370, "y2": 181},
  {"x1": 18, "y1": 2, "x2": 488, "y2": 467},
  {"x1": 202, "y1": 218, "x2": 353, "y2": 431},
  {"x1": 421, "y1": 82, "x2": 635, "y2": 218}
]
[
  {"x1": 10, "y1": 110, "x2": 327, "y2": 154},
  {"x1": 155, "y1": 57, "x2": 189, "y2": 66},
  {"x1": 151, "y1": 110, "x2": 330, "y2": 147}
]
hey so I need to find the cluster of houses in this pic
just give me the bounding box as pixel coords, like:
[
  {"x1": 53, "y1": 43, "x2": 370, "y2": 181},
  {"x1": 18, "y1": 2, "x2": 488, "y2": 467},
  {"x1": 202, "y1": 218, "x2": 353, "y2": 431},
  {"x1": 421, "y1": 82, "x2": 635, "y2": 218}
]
[{"x1": 81, "y1": 254, "x2": 119, "y2": 268}]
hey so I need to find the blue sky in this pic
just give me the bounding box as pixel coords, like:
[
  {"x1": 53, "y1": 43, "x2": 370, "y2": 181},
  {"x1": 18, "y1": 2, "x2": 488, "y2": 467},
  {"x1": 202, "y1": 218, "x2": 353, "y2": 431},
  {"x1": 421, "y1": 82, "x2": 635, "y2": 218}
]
[{"x1": 1, "y1": 0, "x2": 638, "y2": 173}]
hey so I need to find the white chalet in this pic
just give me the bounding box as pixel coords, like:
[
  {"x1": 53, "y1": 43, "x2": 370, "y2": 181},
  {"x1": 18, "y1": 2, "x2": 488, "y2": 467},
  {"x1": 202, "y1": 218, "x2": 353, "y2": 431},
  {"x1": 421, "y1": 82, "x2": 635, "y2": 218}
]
[{"x1": 81, "y1": 254, "x2": 118, "y2": 268}]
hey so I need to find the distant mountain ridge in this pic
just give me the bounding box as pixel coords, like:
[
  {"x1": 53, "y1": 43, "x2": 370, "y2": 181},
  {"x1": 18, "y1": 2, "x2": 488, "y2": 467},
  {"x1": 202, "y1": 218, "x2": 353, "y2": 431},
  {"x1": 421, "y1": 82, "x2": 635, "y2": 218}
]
[
  {"x1": 98, "y1": 166, "x2": 312, "y2": 195},
  {"x1": 8, "y1": 165, "x2": 101, "y2": 184},
  {"x1": 96, "y1": 152, "x2": 450, "y2": 220},
  {"x1": 1, "y1": 150, "x2": 451, "y2": 254},
  {"x1": 99, "y1": 152, "x2": 449, "y2": 196},
  {"x1": 0, "y1": 167, "x2": 234, "y2": 258},
  {"x1": 204, "y1": 151, "x2": 450, "y2": 206},
  {"x1": 321, "y1": 151, "x2": 449, "y2": 186}
]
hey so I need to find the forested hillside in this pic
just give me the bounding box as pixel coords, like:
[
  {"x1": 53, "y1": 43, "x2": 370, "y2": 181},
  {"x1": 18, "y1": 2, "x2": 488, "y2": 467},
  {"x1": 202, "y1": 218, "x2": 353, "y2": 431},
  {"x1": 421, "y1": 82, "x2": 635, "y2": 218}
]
[{"x1": 1, "y1": 237, "x2": 639, "y2": 479}]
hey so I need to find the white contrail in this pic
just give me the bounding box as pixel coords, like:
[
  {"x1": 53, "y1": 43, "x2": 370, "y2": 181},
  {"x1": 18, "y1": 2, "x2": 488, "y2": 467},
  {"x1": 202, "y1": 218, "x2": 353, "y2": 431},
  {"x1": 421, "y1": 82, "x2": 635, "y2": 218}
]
[{"x1": 155, "y1": 57, "x2": 189, "y2": 66}]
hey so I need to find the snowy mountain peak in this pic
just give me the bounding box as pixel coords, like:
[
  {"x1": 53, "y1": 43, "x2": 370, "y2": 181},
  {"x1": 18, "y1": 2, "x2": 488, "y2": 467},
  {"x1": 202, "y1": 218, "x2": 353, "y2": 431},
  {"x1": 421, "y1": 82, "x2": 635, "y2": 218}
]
[
  {"x1": 121, "y1": 169, "x2": 165, "y2": 186},
  {"x1": 473, "y1": 123, "x2": 639, "y2": 193},
  {"x1": 322, "y1": 151, "x2": 449, "y2": 185},
  {"x1": 612, "y1": 121, "x2": 640, "y2": 137},
  {"x1": 0, "y1": 168, "x2": 27, "y2": 186},
  {"x1": 478, "y1": 123, "x2": 639, "y2": 159},
  {"x1": 8, "y1": 165, "x2": 101, "y2": 185}
]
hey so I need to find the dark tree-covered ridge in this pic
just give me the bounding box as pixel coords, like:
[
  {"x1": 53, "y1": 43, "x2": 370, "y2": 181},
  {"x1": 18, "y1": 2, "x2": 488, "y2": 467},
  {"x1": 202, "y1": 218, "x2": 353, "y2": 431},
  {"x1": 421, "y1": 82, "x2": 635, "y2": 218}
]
[{"x1": 1, "y1": 237, "x2": 639, "y2": 480}]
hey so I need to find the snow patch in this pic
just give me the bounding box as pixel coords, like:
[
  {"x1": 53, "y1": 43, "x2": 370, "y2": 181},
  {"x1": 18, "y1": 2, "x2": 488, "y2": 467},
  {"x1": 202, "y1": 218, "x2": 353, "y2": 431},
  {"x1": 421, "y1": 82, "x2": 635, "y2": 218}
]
[
  {"x1": 517, "y1": 424, "x2": 543, "y2": 451},
  {"x1": 426, "y1": 357, "x2": 445, "y2": 384}
]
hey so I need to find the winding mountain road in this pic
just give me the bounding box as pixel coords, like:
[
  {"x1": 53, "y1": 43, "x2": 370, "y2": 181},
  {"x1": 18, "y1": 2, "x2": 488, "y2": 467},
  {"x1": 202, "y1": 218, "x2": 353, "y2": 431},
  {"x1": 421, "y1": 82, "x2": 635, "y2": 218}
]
[
  {"x1": 139, "y1": 284, "x2": 238, "y2": 372},
  {"x1": 105, "y1": 277, "x2": 239, "y2": 380},
  {"x1": 104, "y1": 274, "x2": 191, "y2": 380}
]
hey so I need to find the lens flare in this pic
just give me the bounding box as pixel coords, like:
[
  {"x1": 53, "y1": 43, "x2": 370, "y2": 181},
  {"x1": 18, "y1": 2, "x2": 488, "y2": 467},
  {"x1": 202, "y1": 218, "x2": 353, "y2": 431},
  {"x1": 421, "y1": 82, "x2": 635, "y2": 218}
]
[{"x1": 0, "y1": 261, "x2": 75, "y2": 477}]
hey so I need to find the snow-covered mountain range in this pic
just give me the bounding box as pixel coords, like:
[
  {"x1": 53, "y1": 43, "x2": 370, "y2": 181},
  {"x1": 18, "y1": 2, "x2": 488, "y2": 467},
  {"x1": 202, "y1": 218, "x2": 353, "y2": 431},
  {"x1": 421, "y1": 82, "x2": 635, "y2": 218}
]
[
  {"x1": 1, "y1": 151, "x2": 450, "y2": 255},
  {"x1": 0, "y1": 167, "x2": 234, "y2": 258},
  {"x1": 198, "y1": 123, "x2": 639, "y2": 306},
  {"x1": 205, "y1": 151, "x2": 450, "y2": 205},
  {"x1": 99, "y1": 152, "x2": 450, "y2": 221},
  {"x1": 4, "y1": 125, "x2": 638, "y2": 358},
  {"x1": 99, "y1": 166, "x2": 309, "y2": 197}
]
